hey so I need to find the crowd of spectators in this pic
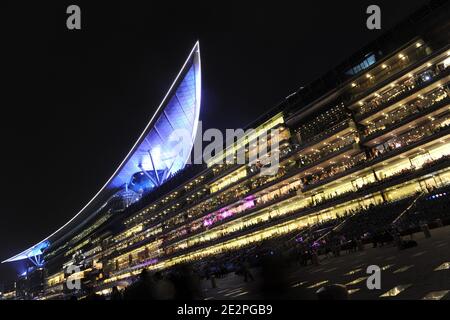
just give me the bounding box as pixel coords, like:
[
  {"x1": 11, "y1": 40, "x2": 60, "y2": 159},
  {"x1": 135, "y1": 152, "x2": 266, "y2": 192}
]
[{"x1": 81, "y1": 182, "x2": 449, "y2": 300}]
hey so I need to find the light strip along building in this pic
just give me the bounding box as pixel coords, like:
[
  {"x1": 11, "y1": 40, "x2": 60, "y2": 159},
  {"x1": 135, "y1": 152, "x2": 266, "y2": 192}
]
[{"x1": 2, "y1": 0, "x2": 450, "y2": 300}]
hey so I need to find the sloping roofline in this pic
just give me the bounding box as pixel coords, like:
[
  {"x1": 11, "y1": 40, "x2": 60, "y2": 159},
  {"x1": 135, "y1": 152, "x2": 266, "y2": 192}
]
[{"x1": 2, "y1": 41, "x2": 201, "y2": 263}]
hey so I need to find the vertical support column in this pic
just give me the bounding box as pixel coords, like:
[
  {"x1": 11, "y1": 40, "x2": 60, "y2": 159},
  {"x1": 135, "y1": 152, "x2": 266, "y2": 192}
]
[
  {"x1": 138, "y1": 164, "x2": 158, "y2": 187},
  {"x1": 148, "y1": 150, "x2": 161, "y2": 186}
]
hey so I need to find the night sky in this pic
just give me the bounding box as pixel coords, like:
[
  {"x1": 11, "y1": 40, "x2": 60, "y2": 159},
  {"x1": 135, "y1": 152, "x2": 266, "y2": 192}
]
[{"x1": 0, "y1": 0, "x2": 431, "y2": 283}]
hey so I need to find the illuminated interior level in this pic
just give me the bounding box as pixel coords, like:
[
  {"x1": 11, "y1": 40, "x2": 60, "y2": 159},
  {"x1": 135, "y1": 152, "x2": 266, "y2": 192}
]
[
  {"x1": 162, "y1": 138, "x2": 450, "y2": 253},
  {"x1": 105, "y1": 138, "x2": 450, "y2": 277},
  {"x1": 150, "y1": 166, "x2": 450, "y2": 271}
]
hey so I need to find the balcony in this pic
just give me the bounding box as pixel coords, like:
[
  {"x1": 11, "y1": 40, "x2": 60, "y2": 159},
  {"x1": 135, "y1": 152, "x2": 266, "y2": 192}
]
[
  {"x1": 349, "y1": 42, "x2": 432, "y2": 102},
  {"x1": 348, "y1": 45, "x2": 450, "y2": 110},
  {"x1": 161, "y1": 154, "x2": 450, "y2": 261},
  {"x1": 362, "y1": 92, "x2": 450, "y2": 145},
  {"x1": 355, "y1": 66, "x2": 450, "y2": 120},
  {"x1": 367, "y1": 120, "x2": 450, "y2": 159},
  {"x1": 162, "y1": 191, "x2": 298, "y2": 248},
  {"x1": 295, "y1": 119, "x2": 354, "y2": 153}
]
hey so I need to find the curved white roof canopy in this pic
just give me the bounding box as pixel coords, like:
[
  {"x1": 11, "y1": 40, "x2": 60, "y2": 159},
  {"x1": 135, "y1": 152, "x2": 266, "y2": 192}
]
[{"x1": 2, "y1": 42, "x2": 201, "y2": 263}]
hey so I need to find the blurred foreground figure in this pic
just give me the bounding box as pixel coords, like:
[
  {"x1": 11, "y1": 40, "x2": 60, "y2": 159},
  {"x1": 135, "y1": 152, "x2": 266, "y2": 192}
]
[
  {"x1": 316, "y1": 284, "x2": 349, "y2": 300},
  {"x1": 84, "y1": 286, "x2": 105, "y2": 300},
  {"x1": 111, "y1": 286, "x2": 123, "y2": 300},
  {"x1": 238, "y1": 258, "x2": 254, "y2": 282},
  {"x1": 151, "y1": 271, "x2": 175, "y2": 300},
  {"x1": 123, "y1": 269, "x2": 153, "y2": 300},
  {"x1": 259, "y1": 253, "x2": 292, "y2": 299},
  {"x1": 170, "y1": 264, "x2": 203, "y2": 300}
]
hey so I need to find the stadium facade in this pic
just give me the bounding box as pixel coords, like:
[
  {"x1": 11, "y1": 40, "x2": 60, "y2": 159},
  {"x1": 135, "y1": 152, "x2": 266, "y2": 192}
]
[{"x1": 2, "y1": 0, "x2": 450, "y2": 300}]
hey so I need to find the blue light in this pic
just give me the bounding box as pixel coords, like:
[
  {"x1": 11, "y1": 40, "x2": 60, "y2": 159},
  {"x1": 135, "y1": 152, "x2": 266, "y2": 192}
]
[
  {"x1": 2, "y1": 42, "x2": 201, "y2": 265},
  {"x1": 109, "y1": 60, "x2": 201, "y2": 191}
]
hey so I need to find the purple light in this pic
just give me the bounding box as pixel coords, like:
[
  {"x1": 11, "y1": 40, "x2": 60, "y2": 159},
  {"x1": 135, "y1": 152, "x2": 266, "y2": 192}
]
[
  {"x1": 203, "y1": 219, "x2": 213, "y2": 227},
  {"x1": 243, "y1": 199, "x2": 255, "y2": 209},
  {"x1": 202, "y1": 198, "x2": 256, "y2": 228},
  {"x1": 219, "y1": 210, "x2": 233, "y2": 219}
]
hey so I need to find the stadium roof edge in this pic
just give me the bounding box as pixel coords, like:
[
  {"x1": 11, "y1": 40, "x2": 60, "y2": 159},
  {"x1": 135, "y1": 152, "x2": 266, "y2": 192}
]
[{"x1": 2, "y1": 41, "x2": 201, "y2": 264}]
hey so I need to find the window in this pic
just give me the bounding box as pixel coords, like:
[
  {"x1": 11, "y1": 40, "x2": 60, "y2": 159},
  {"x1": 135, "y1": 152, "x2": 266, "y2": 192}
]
[{"x1": 345, "y1": 53, "x2": 377, "y2": 76}]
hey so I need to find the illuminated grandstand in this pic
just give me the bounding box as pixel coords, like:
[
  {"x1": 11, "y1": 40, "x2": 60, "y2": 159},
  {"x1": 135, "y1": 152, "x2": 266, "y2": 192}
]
[{"x1": 1, "y1": 0, "x2": 450, "y2": 301}]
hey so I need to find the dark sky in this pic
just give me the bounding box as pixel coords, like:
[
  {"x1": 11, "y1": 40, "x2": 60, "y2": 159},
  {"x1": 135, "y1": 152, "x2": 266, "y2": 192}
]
[{"x1": 0, "y1": 0, "x2": 431, "y2": 283}]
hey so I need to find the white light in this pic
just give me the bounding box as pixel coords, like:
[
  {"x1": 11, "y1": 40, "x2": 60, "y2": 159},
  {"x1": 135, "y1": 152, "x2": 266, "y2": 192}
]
[
  {"x1": 443, "y1": 57, "x2": 450, "y2": 68},
  {"x1": 2, "y1": 41, "x2": 202, "y2": 264}
]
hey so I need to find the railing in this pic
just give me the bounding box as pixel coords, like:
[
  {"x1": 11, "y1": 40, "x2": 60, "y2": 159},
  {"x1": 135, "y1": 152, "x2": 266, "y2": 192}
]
[
  {"x1": 161, "y1": 155, "x2": 450, "y2": 260},
  {"x1": 350, "y1": 46, "x2": 432, "y2": 102},
  {"x1": 363, "y1": 88, "x2": 449, "y2": 139},
  {"x1": 356, "y1": 66, "x2": 450, "y2": 118},
  {"x1": 297, "y1": 119, "x2": 352, "y2": 150}
]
